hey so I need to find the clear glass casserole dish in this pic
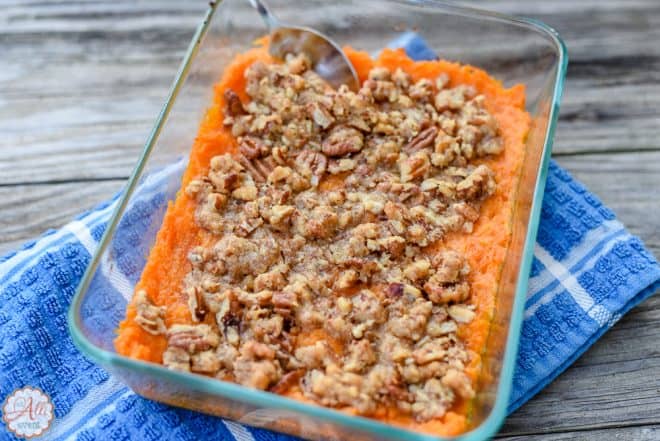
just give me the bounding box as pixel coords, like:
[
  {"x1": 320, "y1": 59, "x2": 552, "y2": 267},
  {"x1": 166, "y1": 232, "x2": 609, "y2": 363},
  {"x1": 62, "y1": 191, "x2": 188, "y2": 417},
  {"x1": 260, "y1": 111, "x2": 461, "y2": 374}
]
[{"x1": 68, "y1": 1, "x2": 567, "y2": 439}]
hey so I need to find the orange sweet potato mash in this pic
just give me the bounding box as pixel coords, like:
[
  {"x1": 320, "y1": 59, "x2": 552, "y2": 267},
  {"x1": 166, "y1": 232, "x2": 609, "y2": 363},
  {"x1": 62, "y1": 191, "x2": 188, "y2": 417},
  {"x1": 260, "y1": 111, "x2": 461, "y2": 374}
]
[{"x1": 115, "y1": 42, "x2": 529, "y2": 436}]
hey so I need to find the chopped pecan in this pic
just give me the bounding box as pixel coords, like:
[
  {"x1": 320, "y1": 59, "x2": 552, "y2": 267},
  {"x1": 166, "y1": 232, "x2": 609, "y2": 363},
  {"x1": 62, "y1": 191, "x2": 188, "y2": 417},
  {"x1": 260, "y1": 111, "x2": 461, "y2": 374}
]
[
  {"x1": 379, "y1": 235, "x2": 406, "y2": 258},
  {"x1": 237, "y1": 289, "x2": 273, "y2": 307},
  {"x1": 234, "y1": 356, "x2": 281, "y2": 390},
  {"x1": 400, "y1": 151, "x2": 431, "y2": 182},
  {"x1": 195, "y1": 193, "x2": 227, "y2": 233},
  {"x1": 187, "y1": 286, "x2": 208, "y2": 322},
  {"x1": 335, "y1": 269, "x2": 359, "y2": 290},
  {"x1": 386, "y1": 283, "x2": 404, "y2": 300},
  {"x1": 364, "y1": 79, "x2": 398, "y2": 102},
  {"x1": 185, "y1": 178, "x2": 208, "y2": 198},
  {"x1": 413, "y1": 339, "x2": 448, "y2": 364},
  {"x1": 191, "y1": 350, "x2": 221, "y2": 374},
  {"x1": 233, "y1": 206, "x2": 263, "y2": 236},
  {"x1": 306, "y1": 101, "x2": 335, "y2": 129},
  {"x1": 209, "y1": 171, "x2": 240, "y2": 194},
  {"x1": 295, "y1": 341, "x2": 330, "y2": 369},
  {"x1": 266, "y1": 204, "x2": 295, "y2": 226},
  {"x1": 302, "y1": 368, "x2": 375, "y2": 414},
  {"x1": 163, "y1": 347, "x2": 190, "y2": 372},
  {"x1": 410, "y1": 379, "x2": 454, "y2": 422},
  {"x1": 404, "y1": 259, "x2": 431, "y2": 282},
  {"x1": 254, "y1": 269, "x2": 287, "y2": 292},
  {"x1": 298, "y1": 206, "x2": 338, "y2": 239},
  {"x1": 224, "y1": 89, "x2": 245, "y2": 117},
  {"x1": 408, "y1": 78, "x2": 435, "y2": 101},
  {"x1": 267, "y1": 166, "x2": 291, "y2": 184},
  {"x1": 210, "y1": 153, "x2": 243, "y2": 174},
  {"x1": 432, "y1": 250, "x2": 469, "y2": 281},
  {"x1": 434, "y1": 86, "x2": 474, "y2": 112},
  {"x1": 327, "y1": 158, "x2": 356, "y2": 174},
  {"x1": 351, "y1": 289, "x2": 386, "y2": 325},
  {"x1": 442, "y1": 368, "x2": 474, "y2": 399},
  {"x1": 368, "y1": 67, "x2": 391, "y2": 81},
  {"x1": 272, "y1": 290, "x2": 298, "y2": 312},
  {"x1": 270, "y1": 369, "x2": 304, "y2": 394},
  {"x1": 387, "y1": 297, "x2": 433, "y2": 341},
  {"x1": 242, "y1": 340, "x2": 276, "y2": 359},
  {"x1": 344, "y1": 339, "x2": 377, "y2": 373},
  {"x1": 478, "y1": 135, "x2": 504, "y2": 156},
  {"x1": 456, "y1": 164, "x2": 496, "y2": 200},
  {"x1": 134, "y1": 290, "x2": 166, "y2": 335},
  {"x1": 231, "y1": 184, "x2": 258, "y2": 201},
  {"x1": 424, "y1": 278, "x2": 470, "y2": 304},
  {"x1": 448, "y1": 304, "x2": 475, "y2": 323},
  {"x1": 392, "y1": 68, "x2": 412, "y2": 89},
  {"x1": 214, "y1": 234, "x2": 280, "y2": 279}
]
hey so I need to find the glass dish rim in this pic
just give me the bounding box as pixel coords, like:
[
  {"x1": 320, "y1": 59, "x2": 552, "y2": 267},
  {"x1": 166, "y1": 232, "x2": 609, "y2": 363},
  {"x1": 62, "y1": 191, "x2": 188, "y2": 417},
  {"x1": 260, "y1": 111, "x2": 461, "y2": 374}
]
[{"x1": 68, "y1": 1, "x2": 568, "y2": 439}]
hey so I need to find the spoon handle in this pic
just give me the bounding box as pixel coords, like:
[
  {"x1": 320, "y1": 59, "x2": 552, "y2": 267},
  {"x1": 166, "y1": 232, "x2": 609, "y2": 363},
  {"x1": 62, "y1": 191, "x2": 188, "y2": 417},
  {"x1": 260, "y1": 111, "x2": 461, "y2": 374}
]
[{"x1": 247, "y1": 0, "x2": 280, "y2": 29}]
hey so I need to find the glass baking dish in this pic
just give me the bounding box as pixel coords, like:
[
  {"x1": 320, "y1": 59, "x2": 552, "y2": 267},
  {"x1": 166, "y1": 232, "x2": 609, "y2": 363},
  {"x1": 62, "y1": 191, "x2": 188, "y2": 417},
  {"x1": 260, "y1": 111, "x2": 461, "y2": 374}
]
[{"x1": 68, "y1": 1, "x2": 567, "y2": 439}]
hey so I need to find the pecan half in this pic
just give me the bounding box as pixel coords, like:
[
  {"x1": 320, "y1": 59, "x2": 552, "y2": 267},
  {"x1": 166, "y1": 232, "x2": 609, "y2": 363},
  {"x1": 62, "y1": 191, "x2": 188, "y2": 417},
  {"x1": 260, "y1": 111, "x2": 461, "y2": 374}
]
[
  {"x1": 239, "y1": 136, "x2": 270, "y2": 159},
  {"x1": 322, "y1": 125, "x2": 364, "y2": 157},
  {"x1": 403, "y1": 127, "x2": 438, "y2": 153},
  {"x1": 238, "y1": 154, "x2": 276, "y2": 183},
  {"x1": 167, "y1": 324, "x2": 220, "y2": 353}
]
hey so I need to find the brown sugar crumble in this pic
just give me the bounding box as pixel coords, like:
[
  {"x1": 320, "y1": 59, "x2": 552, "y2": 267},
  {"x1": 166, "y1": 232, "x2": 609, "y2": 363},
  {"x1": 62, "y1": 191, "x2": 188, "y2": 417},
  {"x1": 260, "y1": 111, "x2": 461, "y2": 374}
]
[{"x1": 134, "y1": 53, "x2": 504, "y2": 422}]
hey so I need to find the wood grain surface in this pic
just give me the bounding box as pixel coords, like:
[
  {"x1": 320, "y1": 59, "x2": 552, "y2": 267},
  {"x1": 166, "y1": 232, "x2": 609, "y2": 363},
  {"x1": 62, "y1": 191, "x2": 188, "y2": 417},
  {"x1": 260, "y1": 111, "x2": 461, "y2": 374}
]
[{"x1": 1, "y1": 1, "x2": 658, "y2": 440}]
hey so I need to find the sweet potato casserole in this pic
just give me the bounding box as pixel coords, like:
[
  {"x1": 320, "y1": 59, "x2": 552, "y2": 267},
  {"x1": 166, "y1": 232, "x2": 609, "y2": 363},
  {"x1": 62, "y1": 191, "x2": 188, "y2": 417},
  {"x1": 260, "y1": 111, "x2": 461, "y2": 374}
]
[{"x1": 116, "y1": 42, "x2": 530, "y2": 435}]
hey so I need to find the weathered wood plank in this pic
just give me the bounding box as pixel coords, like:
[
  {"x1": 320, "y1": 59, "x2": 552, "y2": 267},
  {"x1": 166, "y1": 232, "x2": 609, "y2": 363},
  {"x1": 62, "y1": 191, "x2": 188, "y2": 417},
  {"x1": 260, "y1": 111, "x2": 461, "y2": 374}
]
[
  {"x1": 477, "y1": 0, "x2": 660, "y2": 154},
  {"x1": 497, "y1": 151, "x2": 660, "y2": 435},
  {"x1": 555, "y1": 153, "x2": 660, "y2": 256},
  {"x1": 500, "y1": 294, "x2": 660, "y2": 435},
  {"x1": 0, "y1": 180, "x2": 124, "y2": 256},
  {"x1": 498, "y1": 424, "x2": 660, "y2": 441},
  {"x1": 2, "y1": 0, "x2": 660, "y2": 184}
]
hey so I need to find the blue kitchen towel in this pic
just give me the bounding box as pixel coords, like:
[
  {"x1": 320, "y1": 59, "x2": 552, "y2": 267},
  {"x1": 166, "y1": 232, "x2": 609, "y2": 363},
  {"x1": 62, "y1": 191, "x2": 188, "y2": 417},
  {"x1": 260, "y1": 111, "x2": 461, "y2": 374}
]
[{"x1": 1, "y1": 34, "x2": 659, "y2": 441}]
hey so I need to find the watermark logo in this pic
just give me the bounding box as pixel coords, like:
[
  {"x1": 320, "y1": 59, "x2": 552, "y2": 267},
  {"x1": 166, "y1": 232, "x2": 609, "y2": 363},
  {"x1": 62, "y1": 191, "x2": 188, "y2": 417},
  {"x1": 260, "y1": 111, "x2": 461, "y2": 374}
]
[{"x1": 2, "y1": 387, "x2": 54, "y2": 439}]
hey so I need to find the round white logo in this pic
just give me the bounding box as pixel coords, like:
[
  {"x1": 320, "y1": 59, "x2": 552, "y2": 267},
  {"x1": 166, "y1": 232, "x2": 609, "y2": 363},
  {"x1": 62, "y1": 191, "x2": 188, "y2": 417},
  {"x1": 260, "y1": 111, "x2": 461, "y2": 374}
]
[{"x1": 2, "y1": 387, "x2": 54, "y2": 439}]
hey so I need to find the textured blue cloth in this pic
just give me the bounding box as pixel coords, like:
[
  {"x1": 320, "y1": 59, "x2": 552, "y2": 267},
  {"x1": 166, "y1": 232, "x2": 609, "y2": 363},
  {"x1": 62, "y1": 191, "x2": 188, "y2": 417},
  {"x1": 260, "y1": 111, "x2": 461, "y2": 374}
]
[{"x1": 1, "y1": 35, "x2": 659, "y2": 441}]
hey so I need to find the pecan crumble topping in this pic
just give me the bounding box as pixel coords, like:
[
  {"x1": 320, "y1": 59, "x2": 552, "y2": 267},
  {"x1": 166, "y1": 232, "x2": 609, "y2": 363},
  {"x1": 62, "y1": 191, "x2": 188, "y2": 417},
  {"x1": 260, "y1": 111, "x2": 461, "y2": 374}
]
[{"x1": 143, "y1": 54, "x2": 505, "y2": 422}]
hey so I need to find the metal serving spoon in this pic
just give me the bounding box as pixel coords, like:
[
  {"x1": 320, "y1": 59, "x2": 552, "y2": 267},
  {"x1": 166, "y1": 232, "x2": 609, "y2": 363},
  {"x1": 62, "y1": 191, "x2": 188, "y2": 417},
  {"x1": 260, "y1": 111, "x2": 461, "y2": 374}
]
[{"x1": 248, "y1": 0, "x2": 360, "y2": 91}]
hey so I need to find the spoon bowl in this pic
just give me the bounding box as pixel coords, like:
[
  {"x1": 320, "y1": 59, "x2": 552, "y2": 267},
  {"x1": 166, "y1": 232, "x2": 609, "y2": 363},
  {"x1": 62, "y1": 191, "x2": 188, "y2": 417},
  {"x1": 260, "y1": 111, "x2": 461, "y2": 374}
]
[{"x1": 249, "y1": 0, "x2": 360, "y2": 91}]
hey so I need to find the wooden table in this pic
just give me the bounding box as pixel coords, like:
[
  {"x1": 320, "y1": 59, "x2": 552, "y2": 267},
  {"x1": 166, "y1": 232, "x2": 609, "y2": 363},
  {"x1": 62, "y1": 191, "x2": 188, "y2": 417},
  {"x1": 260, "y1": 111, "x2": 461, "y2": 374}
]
[{"x1": 1, "y1": 1, "x2": 658, "y2": 439}]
